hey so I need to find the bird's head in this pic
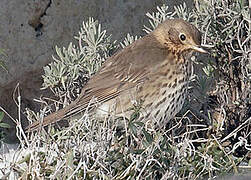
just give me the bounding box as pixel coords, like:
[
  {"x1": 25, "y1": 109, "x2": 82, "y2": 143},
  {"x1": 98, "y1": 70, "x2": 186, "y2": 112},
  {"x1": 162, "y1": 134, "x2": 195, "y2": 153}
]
[{"x1": 153, "y1": 19, "x2": 207, "y2": 54}]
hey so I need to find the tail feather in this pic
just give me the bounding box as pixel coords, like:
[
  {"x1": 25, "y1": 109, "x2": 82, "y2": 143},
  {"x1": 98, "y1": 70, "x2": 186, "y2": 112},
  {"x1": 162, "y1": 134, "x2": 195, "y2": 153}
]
[
  {"x1": 25, "y1": 102, "x2": 76, "y2": 132},
  {"x1": 25, "y1": 83, "x2": 124, "y2": 133}
]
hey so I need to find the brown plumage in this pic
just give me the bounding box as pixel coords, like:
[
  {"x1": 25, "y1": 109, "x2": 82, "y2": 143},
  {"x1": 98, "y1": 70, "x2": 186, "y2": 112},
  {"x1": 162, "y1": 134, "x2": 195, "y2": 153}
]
[{"x1": 26, "y1": 19, "x2": 207, "y2": 132}]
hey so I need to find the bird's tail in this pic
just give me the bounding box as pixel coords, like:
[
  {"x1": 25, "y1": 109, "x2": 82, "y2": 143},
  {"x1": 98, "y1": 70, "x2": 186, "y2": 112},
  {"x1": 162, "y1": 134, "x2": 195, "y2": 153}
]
[
  {"x1": 25, "y1": 91, "x2": 102, "y2": 133},
  {"x1": 25, "y1": 102, "x2": 77, "y2": 133},
  {"x1": 25, "y1": 86, "x2": 120, "y2": 132}
]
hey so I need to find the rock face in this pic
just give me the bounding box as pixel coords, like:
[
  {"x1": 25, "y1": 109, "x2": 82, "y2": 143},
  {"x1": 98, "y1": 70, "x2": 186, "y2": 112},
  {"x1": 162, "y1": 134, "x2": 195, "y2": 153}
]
[{"x1": 0, "y1": 0, "x2": 192, "y2": 142}]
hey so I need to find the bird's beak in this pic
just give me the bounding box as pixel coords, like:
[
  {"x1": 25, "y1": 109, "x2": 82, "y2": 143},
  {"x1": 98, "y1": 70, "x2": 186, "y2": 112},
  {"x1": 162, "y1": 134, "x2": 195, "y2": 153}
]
[{"x1": 192, "y1": 45, "x2": 208, "y2": 54}]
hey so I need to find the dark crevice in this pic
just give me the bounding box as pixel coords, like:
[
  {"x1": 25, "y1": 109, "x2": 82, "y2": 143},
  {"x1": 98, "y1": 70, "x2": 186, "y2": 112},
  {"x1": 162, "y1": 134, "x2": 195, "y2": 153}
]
[
  {"x1": 28, "y1": 0, "x2": 52, "y2": 37},
  {"x1": 41, "y1": 0, "x2": 52, "y2": 19}
]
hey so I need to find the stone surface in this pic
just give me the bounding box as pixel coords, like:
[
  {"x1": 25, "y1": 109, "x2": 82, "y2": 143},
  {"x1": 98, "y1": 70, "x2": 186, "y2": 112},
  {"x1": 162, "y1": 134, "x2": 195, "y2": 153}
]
[{"x1": 0, "y1": 0, "x2": 192, "y2": 142}]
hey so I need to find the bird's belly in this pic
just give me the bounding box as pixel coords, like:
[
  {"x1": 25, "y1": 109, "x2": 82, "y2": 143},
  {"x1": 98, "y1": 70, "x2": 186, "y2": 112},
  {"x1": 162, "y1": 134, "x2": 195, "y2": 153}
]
[
  {"x1": 141, "y1": 77, "x2": 188, "y2": 127},
  {"x1": 95, "y1": 74, "x2": 189, "y2": 127}
]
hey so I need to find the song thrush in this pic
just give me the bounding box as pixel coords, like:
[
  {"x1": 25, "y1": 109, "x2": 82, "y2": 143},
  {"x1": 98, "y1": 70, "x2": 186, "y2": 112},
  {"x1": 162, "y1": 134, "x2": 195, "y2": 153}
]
[{"x1": 26, "y1": 18, "x2": 207, "y2": 132}]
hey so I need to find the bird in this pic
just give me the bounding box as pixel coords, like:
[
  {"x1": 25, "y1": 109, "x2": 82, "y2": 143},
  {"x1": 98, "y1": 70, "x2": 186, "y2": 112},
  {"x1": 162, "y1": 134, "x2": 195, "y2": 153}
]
[{"x1": 25, "y1": 18, "x2": 207, "y2": 132}]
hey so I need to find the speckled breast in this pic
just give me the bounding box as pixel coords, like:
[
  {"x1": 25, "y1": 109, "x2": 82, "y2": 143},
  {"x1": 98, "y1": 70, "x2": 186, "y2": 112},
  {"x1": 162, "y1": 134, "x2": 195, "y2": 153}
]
[{"x1": 139, "y1": 58, "x2": 193, "y2": 127}]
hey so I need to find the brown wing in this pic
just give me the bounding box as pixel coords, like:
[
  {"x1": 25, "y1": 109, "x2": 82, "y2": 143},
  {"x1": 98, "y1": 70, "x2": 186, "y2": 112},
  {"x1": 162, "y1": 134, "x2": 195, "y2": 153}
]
[
  {"x1": 71, "y1": 33, "x2": 167, "y2": 112},
  {"x1": 26, "y1": 33, "x2": 167, "y2": 132}
]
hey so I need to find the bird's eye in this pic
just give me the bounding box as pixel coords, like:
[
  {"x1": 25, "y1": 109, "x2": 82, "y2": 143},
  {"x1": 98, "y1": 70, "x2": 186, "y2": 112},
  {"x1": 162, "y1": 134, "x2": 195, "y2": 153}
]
[{"x1": 179, "y1": 34, "x2": 186, "y2": 41}]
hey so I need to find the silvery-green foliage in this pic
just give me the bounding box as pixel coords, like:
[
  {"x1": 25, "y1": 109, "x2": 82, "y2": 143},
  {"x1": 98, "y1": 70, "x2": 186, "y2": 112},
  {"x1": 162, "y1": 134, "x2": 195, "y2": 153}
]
[
  {"x1": 42, "y1": 43, "x2": 81, "y2": 90},
  {"x1": 192, "y1": 0, "x2": 250, "y2": 52},
  {"x1": 174, "y1": 2, "x2": 194, "y2": 21},
  {"x1": 193, "y1": 0, "x2": 250, "y2": 103},
  {"x1": 143, "y1": 4, "x2": 176, "y2": 33},
  {"x1": 42, "y1": 18, "x2": 116, "y2": 99},
  {"x1": 143, "y1": 3, "x2": 195, "y2": 34},
  {"x1": 120, "y1": 33, "x2": 140, "y2": 48},
  {"x1": 75, "y1": 18, "x2": 116, "y2": 74},
  {"x1": 143, "y1": 2, "x2": 207, "y2": 34}
]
